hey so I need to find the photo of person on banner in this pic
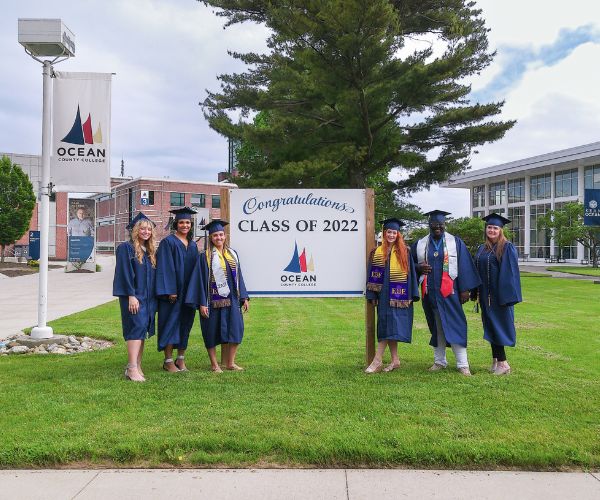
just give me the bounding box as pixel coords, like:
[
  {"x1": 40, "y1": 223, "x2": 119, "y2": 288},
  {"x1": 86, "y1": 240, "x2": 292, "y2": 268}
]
[
  {"x1": 67, "y1": 206, "x2": 94, "y2": 237},
  {"x1": 67, "y1": 198, "x2": 96, "y2": 265}
]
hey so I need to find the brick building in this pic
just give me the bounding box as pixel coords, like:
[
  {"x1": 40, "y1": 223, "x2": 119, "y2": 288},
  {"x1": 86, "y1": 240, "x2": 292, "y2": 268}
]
[
  {"x1": 94, "y1": 176, "x2": 237, "y2": 253},
  {"x1": 1, "y1": 151, "x2": 235, "y2": 259}
]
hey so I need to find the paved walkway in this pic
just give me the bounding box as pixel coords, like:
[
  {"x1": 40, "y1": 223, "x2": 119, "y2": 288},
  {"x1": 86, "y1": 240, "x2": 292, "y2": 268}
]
[
  {"x1": 519, "y1": 261, "x2": 599, "y2": 280},
  {"x1": 1, "y1": 469, "x2": 598, "y2": 499},
  {"x1": 0, "y1": 255, "x2": 115, "y2": 340}
]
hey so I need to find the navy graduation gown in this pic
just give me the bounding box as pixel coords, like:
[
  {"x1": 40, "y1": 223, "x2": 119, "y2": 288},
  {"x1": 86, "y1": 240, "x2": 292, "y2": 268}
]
[
  {"x1": 411, "y1": 234, "x2": 480, "y2": 347},
  {"x1": 366, "y1": 248, "x2": 420, "y2": 343},
  {"x1": 475, "y1": 242, "x2": 522, "y2": 347},
  {"x1": 155, "y1": 234, "x2": 198, "y2": 351},
  {"x1": 112, "y1": 242, "x2": 157, "y2": 341},
  {"x1": 186, "y1": 249, "x2": 249, "y2": 349}
]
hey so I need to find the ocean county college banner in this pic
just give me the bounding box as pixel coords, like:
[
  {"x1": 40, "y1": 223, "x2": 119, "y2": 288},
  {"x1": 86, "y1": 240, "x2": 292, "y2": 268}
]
[
  {"x1": 229, "y1": 189, "x2": 367, "y2": 297},
  {"x1": 584, "y1": 189, "x2": 600, "y2": 226},
  {"x1": 51, "y1": 72, "x2": 112, "y2": 193}
]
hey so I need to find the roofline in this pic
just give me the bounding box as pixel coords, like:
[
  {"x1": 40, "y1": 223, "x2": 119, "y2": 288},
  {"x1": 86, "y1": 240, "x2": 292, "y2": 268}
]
[
  {"x1": 443, "y1": 141, "x2": 600, "y2": 188},
  {"x1": 111, "y1": 176, "x2": 238, "y2": 189}
]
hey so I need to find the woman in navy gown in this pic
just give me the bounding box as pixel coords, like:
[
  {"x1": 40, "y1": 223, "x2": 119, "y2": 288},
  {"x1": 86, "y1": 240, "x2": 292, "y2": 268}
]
[
  {"x1": 113, "y1": 212, "x2": 157, "y2": 382},
  {"x1": 473, "y1": 213, "x2": 522, "y2": 375},
  {"x1": 365, "y1": 218, "x2": 420, "y2": 373},
  {"x1": 155, "y1": 207, "x2": 198, "y2": 372},
  {"x1": 186, "y1": 220, "x2": 249, "y2": 372}
]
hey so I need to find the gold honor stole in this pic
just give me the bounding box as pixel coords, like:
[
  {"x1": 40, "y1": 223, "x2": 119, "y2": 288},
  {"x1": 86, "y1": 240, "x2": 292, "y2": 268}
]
[{"x1": 367, "y1": 246, "x2": 410, "y2": 308}]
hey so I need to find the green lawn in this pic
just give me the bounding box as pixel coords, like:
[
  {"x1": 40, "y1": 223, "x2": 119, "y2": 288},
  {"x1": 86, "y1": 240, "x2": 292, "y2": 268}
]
[
  {"x1": 547, "y1": 266, "x2": 600, "y2": 277},
  {"x1": 1, "y1": 276, "x2": 599, "y2": 470}
]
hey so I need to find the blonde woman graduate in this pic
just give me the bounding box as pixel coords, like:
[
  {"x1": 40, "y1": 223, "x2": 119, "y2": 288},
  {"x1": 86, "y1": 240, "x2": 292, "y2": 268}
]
[
  {"x1": 365, "y1": 218, "x2": 420, "y2": 374},
  {"x1": 155, "y1": 207, "x2": 199, "y2": 372},
  {"x1": 112, "y1": 212, "x2": 157, "y2": 382},
  {"x1": 186, "y1": 220, "x2": 249, "y2": 372},
  {"x1": 472, "y1": 213, "x2": 522, "y2": 375}
]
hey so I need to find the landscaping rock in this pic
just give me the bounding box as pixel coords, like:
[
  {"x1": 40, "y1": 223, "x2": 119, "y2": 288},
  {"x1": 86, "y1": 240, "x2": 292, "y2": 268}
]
[
  {"x1": 9, "y1": 346, "x2": 29, "y2": 355},
  {"x1": 1, "y1": 333, "x2": 114, "y2": 356}
]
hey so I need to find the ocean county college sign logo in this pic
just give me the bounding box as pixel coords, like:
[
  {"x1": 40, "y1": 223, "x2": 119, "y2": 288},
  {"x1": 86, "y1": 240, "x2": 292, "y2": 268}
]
[
  {"x1": 281, "y1": 241, "x2": 316, "y2": 287},
  {"x1": 56, "y1": 105, "x2": 106, "y2": 162}
]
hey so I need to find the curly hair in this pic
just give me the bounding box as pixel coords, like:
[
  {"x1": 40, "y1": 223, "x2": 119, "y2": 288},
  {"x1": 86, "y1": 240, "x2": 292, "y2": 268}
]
[{"x1": 131, "y1": 220, "x2": 157, "y2": 267}]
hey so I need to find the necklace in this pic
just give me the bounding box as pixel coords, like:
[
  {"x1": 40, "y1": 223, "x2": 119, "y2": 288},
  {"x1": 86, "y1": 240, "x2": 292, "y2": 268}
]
[{"x1": 432, "y1": 237, "x2": 443, "y2": 258}]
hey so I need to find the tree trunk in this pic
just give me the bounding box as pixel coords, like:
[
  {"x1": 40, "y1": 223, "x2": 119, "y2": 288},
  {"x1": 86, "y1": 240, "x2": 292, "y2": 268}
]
[{"x1": 0, "y1": 245, "x2": 4, "y2": 263}]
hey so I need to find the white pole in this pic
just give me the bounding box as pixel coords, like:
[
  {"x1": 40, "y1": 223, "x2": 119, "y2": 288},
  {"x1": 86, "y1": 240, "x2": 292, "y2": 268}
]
[{"x1": 30, "y1": 60, "x2": 54, "y2": 339}]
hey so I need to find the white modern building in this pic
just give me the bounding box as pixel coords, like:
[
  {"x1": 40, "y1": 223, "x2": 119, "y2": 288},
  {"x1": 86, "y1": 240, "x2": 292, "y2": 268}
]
[{"x1": 443, "y1": 142, "x2": 600, "y2": 262}]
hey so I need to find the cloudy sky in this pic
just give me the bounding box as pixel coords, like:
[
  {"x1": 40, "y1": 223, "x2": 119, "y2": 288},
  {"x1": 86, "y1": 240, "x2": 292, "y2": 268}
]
[{"x1": 1, "y1": 0, "x2": 599, "y2": 216}]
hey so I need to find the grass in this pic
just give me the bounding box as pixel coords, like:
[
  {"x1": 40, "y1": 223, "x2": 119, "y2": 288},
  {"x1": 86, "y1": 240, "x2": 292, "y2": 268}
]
[
  {"x1": 1, "y1": 276, "x2": 599, "y2": 470},
  {"x1": 547, "y1": 266, "x2": 600, "y2": 277}
]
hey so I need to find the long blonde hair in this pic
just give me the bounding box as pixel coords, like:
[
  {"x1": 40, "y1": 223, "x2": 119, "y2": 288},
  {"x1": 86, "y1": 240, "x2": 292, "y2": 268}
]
[
  {"x1": 485, "y1": 227, "x2": 507, "y2": 261},
  {"x1": 131, "y1": 220, "x2": 157, "y2": 267},
  {"x1": 381, "y1": 230, "x2": 408, "y2": 271}
]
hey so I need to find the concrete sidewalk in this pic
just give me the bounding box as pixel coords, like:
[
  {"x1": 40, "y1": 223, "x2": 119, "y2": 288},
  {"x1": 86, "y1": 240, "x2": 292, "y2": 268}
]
[
  {"x1": 0, "y1": 255, "x2": 115, "y2": 340},
  {"x1": 0, "y1": 469, "x2": 598, "y2": 499}
]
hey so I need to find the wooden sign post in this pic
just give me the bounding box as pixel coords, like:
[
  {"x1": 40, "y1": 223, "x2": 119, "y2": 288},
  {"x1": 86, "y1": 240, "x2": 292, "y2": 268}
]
[{"x1": 364, "y1": 188, "x2": 376, "y2": 365}]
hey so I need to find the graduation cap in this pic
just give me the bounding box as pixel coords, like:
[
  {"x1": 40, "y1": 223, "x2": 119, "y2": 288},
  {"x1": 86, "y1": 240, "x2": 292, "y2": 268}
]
[
  {"x1": 482, "y1": 213, "x2": 511, "y2": 227},
  {"x1": 203, "y1": 219, "x2": 229, "y2": 234},
  {"x1": 169, "y1": 206, "x2": 197, "y2": 221},
  {"x1": 380, "y1": 217, "x2": 405, "y2": 231},
  {"x1": 424, "y1": 210, "x2": 451, "y2": 223},
  {"x1": 126, "y1": 212, "x2": 156, "y2": 230}
]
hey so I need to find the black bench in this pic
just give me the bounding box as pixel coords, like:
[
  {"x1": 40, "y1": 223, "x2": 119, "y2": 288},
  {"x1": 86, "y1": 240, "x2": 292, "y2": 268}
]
[{"x1": 518, "y1": 254, "x2": 529, "y2": 262}]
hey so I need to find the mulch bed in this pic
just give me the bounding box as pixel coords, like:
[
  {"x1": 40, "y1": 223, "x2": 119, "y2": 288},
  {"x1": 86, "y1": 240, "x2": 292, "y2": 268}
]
[{"x1": 0, "y1": 262, "x2": 63, "y2": 277}]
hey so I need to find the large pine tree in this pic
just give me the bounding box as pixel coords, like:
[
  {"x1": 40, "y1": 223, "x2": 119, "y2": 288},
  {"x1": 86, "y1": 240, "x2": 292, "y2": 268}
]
[{"x1": 201, "y1": 0, "x2": 514, "y2": 192}]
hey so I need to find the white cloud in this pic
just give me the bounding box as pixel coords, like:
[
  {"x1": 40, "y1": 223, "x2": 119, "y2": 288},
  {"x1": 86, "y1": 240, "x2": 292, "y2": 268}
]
[{"x1": 476, "y1": 0, "x2": 600, "y2": 48}]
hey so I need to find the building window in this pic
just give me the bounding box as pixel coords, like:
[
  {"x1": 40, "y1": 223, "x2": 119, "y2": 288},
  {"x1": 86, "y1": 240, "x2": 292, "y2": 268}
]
[
  {"x1": 584, "y1": 165, "x2": 600, "y2": 189},
  {"x1": 148, "y1": 191, "x2": 155, "y2": 206},
  {"x1": 530, "y1": 203, "x2": 551, "y2": 258},
  {"x1": 472, "y1": 210, "x2": 485, "y2": 219},
  {"x1": 507, "y1": 207, "x2": 525, "y2": 256},
  {"x1": 507, "y1": 178, "x2": 525, "y2": 203},
  {"x1": 488, "y1": 181, "x2": 505, "y2": 206},
  {"x1": 211, "y1": 195, "x2": 221, "y2": 209},
  {"x1": 555, "y1": 169, "x2": 578, "y2": 198},
  {"x1": 191, "y1": 193, "x2": 205, "y2": 208},
  {"x1": 170, "y1": 192, "x2": 185, "y2": 207},
  {"x1": 553, "y1": 201, "x2": 578, "y2": 259},
  {"x1": 530, "y1": 174, "x2": 551, "y2": 201},
  {"x1": 472, "y1": 185, "x2": 485, "y2": 208}
]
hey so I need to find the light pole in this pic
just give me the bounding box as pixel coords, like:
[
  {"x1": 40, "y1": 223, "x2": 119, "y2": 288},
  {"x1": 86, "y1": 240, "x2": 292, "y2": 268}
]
[{"x1": 18, "y1": 19, "x2": 75, "y2": 339}]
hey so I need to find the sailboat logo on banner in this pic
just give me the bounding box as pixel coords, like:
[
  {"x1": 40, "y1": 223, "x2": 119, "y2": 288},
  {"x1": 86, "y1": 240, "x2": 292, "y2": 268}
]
[
  {"x1": 62, "y1": 105, "x2": 103, "y2": 145},
  {"x1": 283, "y1": 242, "x2": 315, "y2": 273}
]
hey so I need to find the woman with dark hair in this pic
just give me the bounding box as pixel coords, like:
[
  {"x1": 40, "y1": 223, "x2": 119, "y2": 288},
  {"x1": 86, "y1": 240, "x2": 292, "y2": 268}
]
[
  {"x1": 156, "y1": 207, "x2": 198, "y2": 372},
  {"x1": 186, "y1": 220, "x2": 249, "y2": 372},
  {"x1": 473, "y1": 213, "x2": 522, "y2": 375},
  {"x1": 113, "y1": 212, "x2": 157, "y2": 382},
  {"x1": 365, "y1": 218, "x2": 420, "y2": 373}
]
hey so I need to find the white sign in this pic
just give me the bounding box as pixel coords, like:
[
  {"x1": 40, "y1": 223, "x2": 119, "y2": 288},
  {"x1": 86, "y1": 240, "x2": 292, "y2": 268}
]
[
  {"x1": 140, "y1": 190, "x2": 149, "y2": 205},
  {"x1": 229, "y1": 189, "x2": 366, "y2": 297},
  {"x1": 51, "y1": 72, "x2": 112, "y2": 193}
]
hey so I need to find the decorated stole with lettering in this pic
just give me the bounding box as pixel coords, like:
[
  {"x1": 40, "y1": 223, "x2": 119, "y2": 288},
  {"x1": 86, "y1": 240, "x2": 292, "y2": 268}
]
[
  {"x1": 417, "y1": 234, "x2": 457, "y2": 298},
  {"x1": 206, "y1": 248, "x2": 239, "y2": 308},
  {"x1": 367, "y1": 246, "x2": 410, "y2": 308}
]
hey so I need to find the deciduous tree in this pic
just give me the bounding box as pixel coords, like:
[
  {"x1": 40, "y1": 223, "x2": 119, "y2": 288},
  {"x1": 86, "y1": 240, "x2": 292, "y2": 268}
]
[{"x1": 0, "y1": 156, "x2": 36, "y2": 262}]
